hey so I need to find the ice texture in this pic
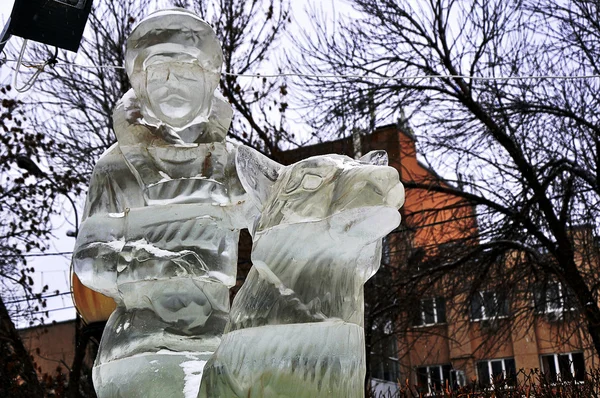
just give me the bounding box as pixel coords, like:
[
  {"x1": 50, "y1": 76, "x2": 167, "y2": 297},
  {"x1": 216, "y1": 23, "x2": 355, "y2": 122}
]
[
  {"x1": 125, "y1": 9, "x2": 224, "y2": 134},
  {"x1": 72, "y1": 9, "x2": 255, "y2": 398},
  {"x1": 199, "y1": 146, "x2": 405, "y2": 397},
  {"x1": 72, "y1": 8, "x2": 405, "y2": 396}
]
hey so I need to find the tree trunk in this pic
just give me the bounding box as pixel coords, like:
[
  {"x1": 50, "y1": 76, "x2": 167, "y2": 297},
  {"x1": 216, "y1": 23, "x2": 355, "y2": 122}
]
[
  {"x1": 66, "y1": 315, "x2": 89, "y2": 398},
  {"x1": 563, "y1": 260, "x2": 600, "y2": 360},
  {"x1": 0, "y1": 296, "x2": 44, "y2": 397}
]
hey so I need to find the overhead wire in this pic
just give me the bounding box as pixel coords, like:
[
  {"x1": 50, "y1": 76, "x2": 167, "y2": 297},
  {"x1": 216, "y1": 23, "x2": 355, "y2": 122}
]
[
  {"x1": 13, "y1": 40, "x2": 42, "y2": 92},
  {"x1": 11, "y1": 306, "x2": 75, "y2": 317},
  {"x1": 0, "y1": 251, "x2": 73, "y2": 258},
  {"x1": 4, "y1": 291, "x2": 71, "y2": 305},
  {"x1": 2, "y1": 57, "x2": 600, "y2": 82},
  {"x1": 11, "y1": 40, "x2": 60, "y2": 93}
]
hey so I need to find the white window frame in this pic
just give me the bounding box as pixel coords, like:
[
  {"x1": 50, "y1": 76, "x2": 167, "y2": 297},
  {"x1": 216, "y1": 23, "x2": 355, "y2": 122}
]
[
  {"x1": 477, "y1": 358, "x2": 515, "y2": 388},
  {"x1": 540, "y1": 352, "x2": 584, "y2": 382},
  {"x1": 450, "y1": 370, "x2": 466, "y2": 388},
  {"x1": 471, "y1": 291, "x2": 508, "y2": 321},
  {"x1": 483, "y1": 359, "x2": 508, "y2": 382},
  {"x1": 417, "y1": 297, "x2": 445, "y2": 326},
  {"x1": 537, "y1": 282, "x2": 577, "y2": 314},
  {"x1": 417, "y1": 365, "x2": 449, "y2": 396}
]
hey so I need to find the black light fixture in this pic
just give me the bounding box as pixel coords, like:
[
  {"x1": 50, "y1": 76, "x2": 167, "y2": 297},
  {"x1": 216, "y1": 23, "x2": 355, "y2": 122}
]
[{"x1": 2, "y1": 0, "x2": 93, "y2": 53}]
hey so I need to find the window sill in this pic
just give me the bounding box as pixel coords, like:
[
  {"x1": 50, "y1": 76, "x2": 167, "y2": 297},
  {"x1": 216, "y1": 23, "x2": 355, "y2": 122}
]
[
  {"x1": 544, "y1": 380, "x2": 585, "y2": 386},
  {"x1": 412, "y1": 322, "x2": 447, "y2": 329},
  {"x1": 479, "y1": 385, "x2": 517, "y2": 392},
  {"x1": 470, "y1": 315, "x2": 509, "y2": 323},
  {"x1": 534, "y1": 309, "x2": 578, "y2": 315}
]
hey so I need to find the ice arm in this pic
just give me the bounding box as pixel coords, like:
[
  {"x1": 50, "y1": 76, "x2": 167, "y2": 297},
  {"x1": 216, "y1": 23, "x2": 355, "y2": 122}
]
[
  {"x1": 124, "y1": 202, "x2": 256, "y2": 230},
  {"x1": 72, "y1": 214, "x2": 125, "y2": 299}
]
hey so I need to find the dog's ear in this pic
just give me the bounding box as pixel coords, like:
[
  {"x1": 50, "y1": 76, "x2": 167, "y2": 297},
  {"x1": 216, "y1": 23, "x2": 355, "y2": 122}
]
[
  {"x1": 360, "y1": 150, "x2": 388, "y2": 166},
  {"x1": 236, "y1": 145, "x2": 283, "y2": 208}
]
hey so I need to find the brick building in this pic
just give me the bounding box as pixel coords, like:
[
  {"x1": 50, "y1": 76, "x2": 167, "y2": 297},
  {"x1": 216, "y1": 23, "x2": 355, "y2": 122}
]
[
  {"x1": 19, "y1": 320, "x2": 78, "y2": 378},
  {"x1": 335, "y1": 125, "x2": 598, "y2": 396},
  {"x1": 18, "y1": 318, "x2": 98, "y2": 384}
]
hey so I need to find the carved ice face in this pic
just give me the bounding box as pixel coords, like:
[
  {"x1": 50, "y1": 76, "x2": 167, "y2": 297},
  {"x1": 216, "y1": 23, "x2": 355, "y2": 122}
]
[
  {"x1": 142, "y1": 54, "x2": 210, "y2": 128},
  {"x1": 125, "y1": 10, "x2": 224, "y2": 132},
  {"x1": 236, "y1": 146, "x2": 405, "y2": 236}
]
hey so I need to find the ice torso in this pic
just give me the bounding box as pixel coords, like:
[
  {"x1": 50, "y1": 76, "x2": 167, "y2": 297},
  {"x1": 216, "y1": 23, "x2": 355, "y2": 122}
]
[{"x1": 73, "y1": 91, "x2": 252, "y2": 397}]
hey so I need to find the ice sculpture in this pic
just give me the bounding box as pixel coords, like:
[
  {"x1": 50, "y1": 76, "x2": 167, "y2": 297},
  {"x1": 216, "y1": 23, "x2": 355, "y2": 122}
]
[
  {"x1": 72, "y1": 9, "x2": 253, "y2": 397},
  {"x1": 199, "y1": 146, "x2": 405, "y2": 397}
]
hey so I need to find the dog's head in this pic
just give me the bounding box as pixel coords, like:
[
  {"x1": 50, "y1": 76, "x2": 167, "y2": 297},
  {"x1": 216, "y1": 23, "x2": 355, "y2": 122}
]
[{"x1": 236, "y1": 146, "x2": 404, "y2": 240}]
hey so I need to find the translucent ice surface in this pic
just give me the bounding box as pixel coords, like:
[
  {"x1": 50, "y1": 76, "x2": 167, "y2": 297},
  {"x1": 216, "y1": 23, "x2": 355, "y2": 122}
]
[
  {"x1": 72, "y1": 9, "x2": 254, "y2": 398},
  {"x1": 125, "y1": 9, "x2": 224, "y2": 133},
  {"x1": 73, "y1": 8, "x2": 405, "y2": 397},
  {"x1": 199, "y1": 146, "x2": 404, "y2": 397}
]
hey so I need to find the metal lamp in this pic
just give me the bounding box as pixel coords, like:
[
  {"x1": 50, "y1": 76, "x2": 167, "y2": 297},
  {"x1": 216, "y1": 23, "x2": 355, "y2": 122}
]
[{"x1": 2, "y1": 0, "x2": 93, "y2": 53}]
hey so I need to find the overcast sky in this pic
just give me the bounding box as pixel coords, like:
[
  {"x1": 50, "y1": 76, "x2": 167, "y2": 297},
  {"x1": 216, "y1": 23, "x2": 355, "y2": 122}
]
[{"x1": 0, "y1": 2, "x2": 13, "y2": 28}]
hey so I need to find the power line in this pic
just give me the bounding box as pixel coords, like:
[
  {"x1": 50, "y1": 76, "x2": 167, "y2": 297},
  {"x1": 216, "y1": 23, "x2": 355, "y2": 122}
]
[
  {"x1": 30, "y1": 306, "x2": 74, "y2": 315},
  {"x1": 0, "y1": 251, "x2": 73, "y2": 258},
  {"x1": 4, "y1": 291, "x2": 71, "y2": 305},
  {"x1": 2, "y1": 58, "x2": 600, "y2": 81},
  {"x1": 11, "y1": 305, "x2": 75, "y2": 317},
  {"x1": 228, "y1": 72, "x2": 600, "y2": 81}
]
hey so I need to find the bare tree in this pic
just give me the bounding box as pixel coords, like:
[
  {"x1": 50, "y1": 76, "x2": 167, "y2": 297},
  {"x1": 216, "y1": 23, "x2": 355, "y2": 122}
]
[
  {"x1": 20, "y1": 0, "x2": 294, "y2": 187},
  {"x1": 294, "y1": 0, "x2": 600, "y2": 381},
  {"x1": 0, "y1": 84, "x2": 75, "y2": 397},
  {"x1": 22, "y1": 0, "x2": 152, "y2": 185},
  {"x1": 173, "y1": 0, "x2": 295, "y2": 157}
]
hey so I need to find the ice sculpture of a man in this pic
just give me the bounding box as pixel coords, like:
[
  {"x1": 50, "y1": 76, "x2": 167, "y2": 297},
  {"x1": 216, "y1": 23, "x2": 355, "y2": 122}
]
[
  {"x1": 72, "y1": 9, "x2": 251, "y2": 397},
  {"x1": 200, "y1": 147, "x2": 404, "y2": 397}
]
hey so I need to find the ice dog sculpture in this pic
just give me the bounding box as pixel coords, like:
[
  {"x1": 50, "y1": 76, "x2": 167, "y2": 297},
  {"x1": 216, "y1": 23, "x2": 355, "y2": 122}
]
[
  {"x1": 199, "y1": 146, "x2": 405, "y2": 397},
  {"x1": 72, "y1": 9, "x2": 254, "y2": 397}
]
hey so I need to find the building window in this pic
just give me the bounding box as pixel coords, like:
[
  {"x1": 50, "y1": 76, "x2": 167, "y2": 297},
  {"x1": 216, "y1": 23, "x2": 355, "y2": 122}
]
[
  {"x1": 369, "y1": 321, "x2": 400, "y2": 382},
  {"x1": 533, "y1": 282, "x2": 577, "y2": 315},
  {"x1": 540, "y1": 352, "x2": 585, "y2": 383},
  {"x1": 414, "y1": 297, "x2": 446, "y2": 326},
  {"x1": 476, "y1": 358, "x2": 516, "y2": 387},
  {"x1": 470, "y1": 291, "x2": 509, "y2": 321},
  {"x1": 416, "y1": 364, "x2": 452, "y2": 395}
]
